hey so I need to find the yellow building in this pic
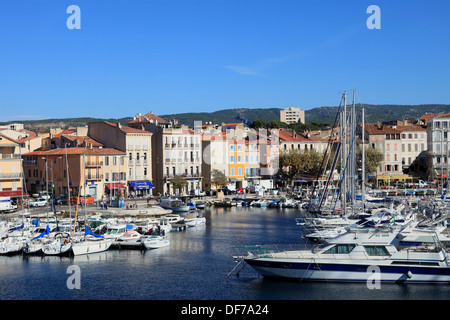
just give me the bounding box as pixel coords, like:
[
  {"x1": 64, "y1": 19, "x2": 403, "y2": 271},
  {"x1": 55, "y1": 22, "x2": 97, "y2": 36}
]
[
  {"x1": 228, "y1": 138, "x2": 245, "y2": 188},
  {"x1": 0, "y1": 134, "x2": 26, "y2": 200}
]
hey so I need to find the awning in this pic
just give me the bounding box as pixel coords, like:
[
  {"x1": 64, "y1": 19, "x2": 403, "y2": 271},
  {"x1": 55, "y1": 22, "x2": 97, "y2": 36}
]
[
  {"x1": 0, "y1": 190, "x2": 27, "y2": 197},
  {"x1": 376, "y1": 174, "x2": 413, "y2": 181},
  {"x1": 105, "y1": 183, "x2": 125, "y2": 189},
  {"x1": 129, "y1": 181, "x2": 154, "y2": 190}
]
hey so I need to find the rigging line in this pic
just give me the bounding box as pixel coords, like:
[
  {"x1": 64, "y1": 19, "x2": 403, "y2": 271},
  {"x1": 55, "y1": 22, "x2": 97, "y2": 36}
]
[
  {"x1": 308, "y1": 96, "x2": 344, "y2": 210},
  {"x1": 332, "y1": 115, "x2": 360, "y2": 215}
]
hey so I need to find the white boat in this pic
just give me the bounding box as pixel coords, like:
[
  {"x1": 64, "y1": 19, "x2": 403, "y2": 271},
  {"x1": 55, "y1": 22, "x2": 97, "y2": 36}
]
[
  {"x1": 184, "y1": 212, "x2": 206, "y2": 227},
  {"x1": 0, "y1": 236, "x2": 27, "y2": 255},
  {"x1": 251, "y1": 199, "x2": 268, "y2": 207},
  {"x1": 159, "y1": 198, "x2": 191, "y2": 212},
  {"x1": 112, "y1": 230, "x2": 145, "y2": 248},
  {"x1": 23, "y1": 239, "x2": 45, "y2": 254},
  {"x1": 72, "y1": 238, "x2": 113, "y2": 255},
  {"x1": 143, "y1": 236, "x2": 170, "y2": 249},
  {"x1": 242, "y1": 226, "x2": 450, "y2": 283},
  {"x1": 71, "y1": 227, "x2": 113, "y2": 255},
  {"x1": 103, "y1": 224, "x2": 130, "y2": 240},
  {"x1": 185, "y1": 217, "x2": 206, "y2": 227},
  {"x1": 153, "y1": 218, "x2": 172, "y2": 235},
  {"x1": 42, "y1": 232, "x2": 72, "y2": 255}
]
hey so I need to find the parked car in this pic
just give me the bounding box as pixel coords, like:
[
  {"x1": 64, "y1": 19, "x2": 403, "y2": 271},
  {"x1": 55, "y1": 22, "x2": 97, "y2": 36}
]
[
  {"x1": 418, "y1": 180, "x2": 428, "y2": 188},
  {"x1": 55, "y1": 195, "x2": 68, "y2": 205},
  {"x1": 29, "y1": 198, "x2": 48, "y2": 207},
  {"x1": 394, "y1": 181, "x2": 405, "y2": 189},
  {"x1": 217, "y1": 188, "x2": 233, "y2": 195}
]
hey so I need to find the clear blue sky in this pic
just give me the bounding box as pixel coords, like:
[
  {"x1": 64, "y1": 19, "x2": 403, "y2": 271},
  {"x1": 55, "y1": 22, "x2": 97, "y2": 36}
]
[{"x1": 0, "y1": 0, "x2": 449, "y2": 121}]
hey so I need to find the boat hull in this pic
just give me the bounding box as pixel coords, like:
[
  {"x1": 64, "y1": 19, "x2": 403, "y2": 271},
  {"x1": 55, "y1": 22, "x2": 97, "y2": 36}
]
[
  {"x1": 143, "y1": 237, "x2": 170, "y2": 249},
  {"x1": 244, "y1": 258, "x2": 450, "y2": 283},
  {"x1": 71, "y1": 239, "x2": 113, "y2": 256}
]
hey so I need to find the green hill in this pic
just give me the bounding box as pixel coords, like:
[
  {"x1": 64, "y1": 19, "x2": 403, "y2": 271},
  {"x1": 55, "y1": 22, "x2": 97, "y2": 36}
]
[{"x1": 2, "y1": 104, "x2": 450, "y2": 132}]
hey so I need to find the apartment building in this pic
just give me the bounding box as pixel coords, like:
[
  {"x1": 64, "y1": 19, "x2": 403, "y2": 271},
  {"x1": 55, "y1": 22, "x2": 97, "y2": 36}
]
[
  {"x1": 426, "y1": 113, "x2": 450, "y2": 182},
  {"x1": 201, "y1": 132, "x2": 228, "y2": 191},
  {"x1": 88, "y1": 121, "x2": 153, "y2": 197},
  {"x1": 127, "y1": 112, "x2": 202, "y2": 195},
  {"x1": 22, "y1": 147, "x2": 125, "y2": 201},
  {"x1": 280, "y1": 106, "x2": 305, "y2": 124},
  {"x1": 397, "y1": 125, "x2": 427, "y2": 175},
  {"x1": 0, "y1": 134, "x2": 26, "y2": 200}
]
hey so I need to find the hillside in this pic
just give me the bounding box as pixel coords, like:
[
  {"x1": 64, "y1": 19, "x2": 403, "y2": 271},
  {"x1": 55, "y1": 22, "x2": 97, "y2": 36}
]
[{"x1": 2, "y1": 104, "x2": 450, "y2": 132}]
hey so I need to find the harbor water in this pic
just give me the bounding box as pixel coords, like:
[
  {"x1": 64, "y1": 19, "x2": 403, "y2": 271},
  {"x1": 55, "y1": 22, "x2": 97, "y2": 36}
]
[{"x1": 1, "y1": 206, "x2": 450, "y2": 301}]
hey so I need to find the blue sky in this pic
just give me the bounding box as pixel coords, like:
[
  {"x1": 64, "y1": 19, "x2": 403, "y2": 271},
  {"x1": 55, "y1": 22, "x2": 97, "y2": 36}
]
[{"x1": 0, "y1": 0, "x2": 449, "y2": 121}]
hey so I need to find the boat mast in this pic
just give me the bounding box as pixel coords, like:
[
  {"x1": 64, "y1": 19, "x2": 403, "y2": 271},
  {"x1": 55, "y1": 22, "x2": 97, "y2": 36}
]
[
  {"x1": 342, "y1": 91, "x2": 347, "y2": 216},
  {"x1": 362, "y1": 104, "x2": 366, "y2": 210},
  {"x1": 65, "y1": 144, "x2": 72, "y2": 220}
]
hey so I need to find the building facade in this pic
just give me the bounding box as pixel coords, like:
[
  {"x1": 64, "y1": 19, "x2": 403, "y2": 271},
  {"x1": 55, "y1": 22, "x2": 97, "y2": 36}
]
[
  {"x1": 280, "y1": 106, "x2": 305, "y2": 124},
  {"x1": 88, "y1": 121, "x2": 153, "y2": 197},
  {"x1": 0, "y1": 134, "x2": 25, "y2": 200}
]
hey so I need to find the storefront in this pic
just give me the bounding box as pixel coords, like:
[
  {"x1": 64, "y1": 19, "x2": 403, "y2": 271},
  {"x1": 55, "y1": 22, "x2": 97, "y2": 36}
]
[{"x1": 128, "y1": 181, "x2": 154, "y2": 197}]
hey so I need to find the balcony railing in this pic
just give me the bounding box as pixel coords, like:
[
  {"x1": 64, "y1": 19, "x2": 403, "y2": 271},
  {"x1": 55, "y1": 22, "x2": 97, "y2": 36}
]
[{"x1": 0, "y1": 173, "x2": 22, "y2": 179}]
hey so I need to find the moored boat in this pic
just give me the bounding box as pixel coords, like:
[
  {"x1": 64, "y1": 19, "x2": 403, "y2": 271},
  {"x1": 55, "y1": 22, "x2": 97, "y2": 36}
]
[{"x1": 242, "y1": 227, "x2": 450, "y2": 283}]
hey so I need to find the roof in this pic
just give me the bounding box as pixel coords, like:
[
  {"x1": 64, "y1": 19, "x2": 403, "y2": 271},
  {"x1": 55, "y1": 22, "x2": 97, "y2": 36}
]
[
  {"x1": 365, "y1": 123, "x2": 401, "y2": 134},
  {"x1": 22, "y1": 147, "x2": 125, "y2": 156},
  {"x1": 63, "y1": 135, "x2": 104, "y2": 146},
  {"x1": 395, "y1": 125, "x2": 426, "y2": 132},
  {"x1": 223, "y1": 123, "x2": 243, "y2": 127},
  {"x1": 433, "y1": 113, "x2": 450, "y2": 119},
  {"x1": 53, "y1": 130, "x2": 76, "y2": 138},
  {"x1": 128, "y1": 112, "x2": 169, "y2": 124},
  {"x1": 103, "y1": 121, "x2": 151, "y2": 134},
  {"x1": 420, "y1": 113, "x2": 440, "y2": 120}
]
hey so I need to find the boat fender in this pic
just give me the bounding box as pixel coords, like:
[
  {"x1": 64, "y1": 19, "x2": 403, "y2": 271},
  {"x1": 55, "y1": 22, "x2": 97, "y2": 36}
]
[{"x1": 407, "y1": 271, "x2": 412, "y2": 279}]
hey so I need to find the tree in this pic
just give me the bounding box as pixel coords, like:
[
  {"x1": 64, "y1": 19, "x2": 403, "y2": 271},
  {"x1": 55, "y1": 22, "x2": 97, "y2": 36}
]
[
  {"x1": 279, "y1": 149, "x2": 323, "y2": 184},
  {"x1": 356, "y1": 145, "x2": 383, "y2": 176},
  {"x1": 170, "y1": 176, "x2": 188, "y2": 194},
  {"x1": 211, "y1": 169, "x2": 228, "y2": 189}
]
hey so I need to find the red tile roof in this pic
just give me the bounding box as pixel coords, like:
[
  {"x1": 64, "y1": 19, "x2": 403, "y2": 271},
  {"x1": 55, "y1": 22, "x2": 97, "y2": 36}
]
[
  {"x1": 103, "y1": 121, "x2": 151, "y2": 134},
  {"x1": 23, "y1": 147, "x2": 125, "y2": 156},
  {"x1": 128, "y1": 112, "x2": 169, "y2": 124}
]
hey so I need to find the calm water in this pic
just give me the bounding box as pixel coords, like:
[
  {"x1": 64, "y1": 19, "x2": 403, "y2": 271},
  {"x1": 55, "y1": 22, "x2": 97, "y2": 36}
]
[{"x1": 1, "y1": 206, "x2": 450, "y2": 301}]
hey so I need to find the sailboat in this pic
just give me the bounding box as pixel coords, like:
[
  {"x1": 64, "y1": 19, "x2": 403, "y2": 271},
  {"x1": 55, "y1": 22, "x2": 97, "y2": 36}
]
[
  {"x1": 70, "y1": 154, "x2": 113, "y2": 256},
  {"x1": 71, "y1": 227, "x2": 113, "y2": 255},
  {"x1": 23, "y1": 225, "x2": 50, "y2": 254}
]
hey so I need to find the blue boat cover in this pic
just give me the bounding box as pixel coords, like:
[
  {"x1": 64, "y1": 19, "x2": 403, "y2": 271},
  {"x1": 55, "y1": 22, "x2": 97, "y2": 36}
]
[
  {"x1": 30, "y1": 225, "x2": 49, "y2": 241},
  {"x1": 85, "y1": 227, "x2": 104, "y2": 239}
]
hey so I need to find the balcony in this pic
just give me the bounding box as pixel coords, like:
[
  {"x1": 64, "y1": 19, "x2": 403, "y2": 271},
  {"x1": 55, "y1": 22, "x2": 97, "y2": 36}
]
[
  {"x1": 0, "y1": 173, "x2": 22, "y2": 180},
  {"x1": 86, "y1": 174, "x2": 103, "y2": 181},
  {"x1": 0, "y1": 154, "x2": 20, "y2": 161},
  {"x1": 85, "y1": 161, "x2": 103, "y2": 167}
]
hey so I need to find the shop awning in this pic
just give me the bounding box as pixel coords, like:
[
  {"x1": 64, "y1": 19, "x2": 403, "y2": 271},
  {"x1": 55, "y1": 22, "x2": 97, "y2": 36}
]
[
  {"x1": 129, "y1": 181, "x2": 154, "y2": 190},
  {"x1": 376, "y1": 174, "x2": 413, "y2": 181},
  {"x1": 105, "y1": 183, "x2": 125, "y2": 189},
  {"x1": 0, "y1": 190, "x2": 27, "y2": 197}
]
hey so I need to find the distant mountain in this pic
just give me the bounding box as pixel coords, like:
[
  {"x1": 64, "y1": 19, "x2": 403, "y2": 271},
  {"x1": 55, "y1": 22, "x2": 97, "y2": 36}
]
[
  {"x1": 159, "y1": 108, "x2": 282, "y2": 127},
  {"x1": 2, "y1": 104, "x2": 450, "y2": 132},
  {"x1": 306, "y1": 104, "x2": 450, "y2": 124}
]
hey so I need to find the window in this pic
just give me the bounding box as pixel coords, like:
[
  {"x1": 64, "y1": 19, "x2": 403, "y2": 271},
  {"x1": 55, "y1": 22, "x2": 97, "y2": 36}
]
[
  {"x1": 231, "y1": 168, "x2": 235, "y2": 176},
  {"x1": 324, "y1": 244, "x2": 356, "y2": 254},
  {"x1": 238, "y1": 167, "x2": 242, "y2": 176},
  {"x1": 364, "y1": 246, "x2": 389, "y2": 256}
]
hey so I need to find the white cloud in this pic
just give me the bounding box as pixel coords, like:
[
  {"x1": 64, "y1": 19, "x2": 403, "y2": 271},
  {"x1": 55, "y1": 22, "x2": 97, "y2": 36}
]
[{"x1": 223, "y1": 65, "x2": 266, "y2": 77}]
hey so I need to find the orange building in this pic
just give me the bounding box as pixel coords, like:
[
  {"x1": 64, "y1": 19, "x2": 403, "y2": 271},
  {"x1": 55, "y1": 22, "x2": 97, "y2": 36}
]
[
  {"x1": 228, "y1": 138, "x2": 245, "y2": 189},
  {"x1": 22, "y1": 147, "x2": 125, "y2": 201}
]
